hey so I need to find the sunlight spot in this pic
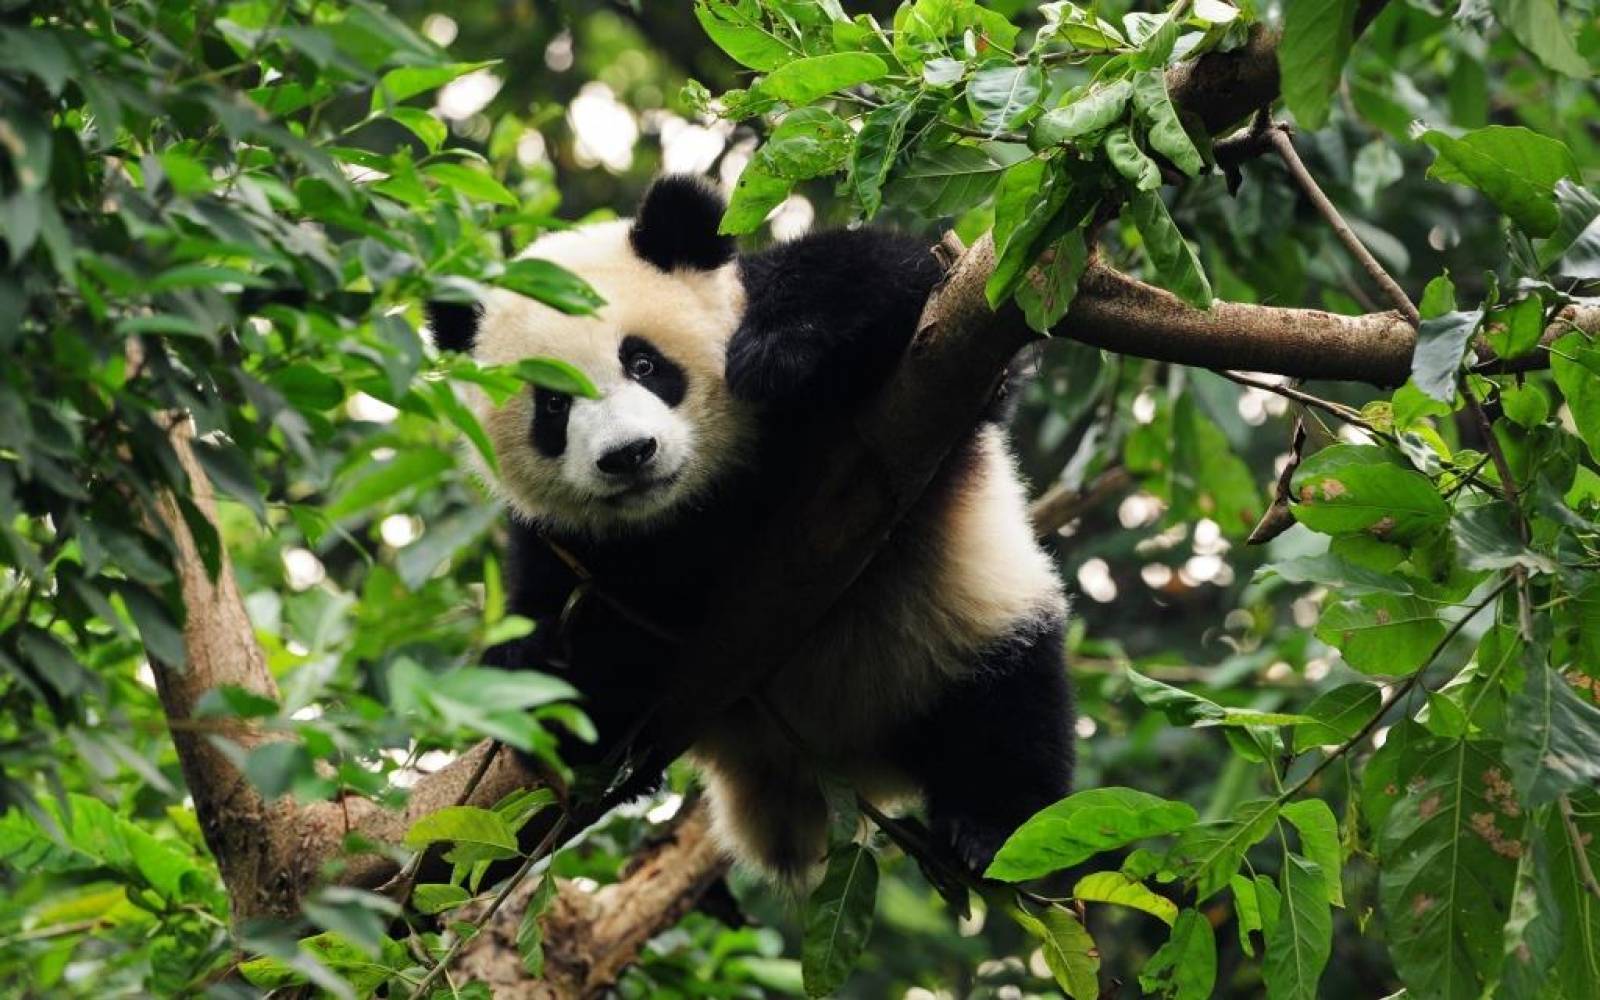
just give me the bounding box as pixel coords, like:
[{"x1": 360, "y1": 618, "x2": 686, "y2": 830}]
[
  {"x1": 380, "y1": 514, "x2": 421, "y2": 549},
  {"x1": 1132, "y1": 388, "x2": 1158, "y2": 424},
  {"x1": 436, "y1": 68, "x2": 502, "y2": 121},
  {"x1": 348, "y1": 392, "x2": 397, "y2": 423},
  {"x1": 1077, "y1": 558, "x2": 1118, "y2": 603},
  {"x1": 282, "y1": 547, "x2": 326, "y2": 591},
  {"x1": 569, "y1": 82, "x2": 638, "y2": 173},
  {"x1": 1141, "y1": 562, "x2": 1173, "y2": 589},
  {"x1": 1075, "y1": 716, "x2": 1098, "y2": 739},
  {"x1": 545, "y1": 31, "x2": 574, "y2": 72},
  {"x1": 420, "y1": 13, "x2": 457, "y2": 47}
]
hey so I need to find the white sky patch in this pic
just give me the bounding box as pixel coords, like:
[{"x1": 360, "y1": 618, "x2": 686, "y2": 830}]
[
  {"x1": 435, "y1": 68, "x2": 502, "y2": 121},
  {"x1": 516, "y1": 129, "x2": 548, "y2": 168},
  {"x1": 348, "y1": 391, "x2": 398, "y2": 424},
  {"x1": 380, "y1": 514, "x2": 422, "y2": 548},
  {"x1": 421, "y1": 13, "x2": 457, "y2": 47},
  {"x1": 282, "y1": 547, "x2": 326, "y2": 591},
  {"x1": 569, "y1": 82, "x2": 638, "y2": 173},
  {"x1": 1076, "y1": 557, "x2": 1118, "y2": 603},
  {"x1": 652, "y1": 112, "x2": 729, "y2": 175}
]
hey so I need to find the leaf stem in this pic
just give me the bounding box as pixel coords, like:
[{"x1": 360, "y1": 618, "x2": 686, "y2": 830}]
[
  {"x1": 1274, "y1": 575, "x2": 1513, "y2": 806},
  {"x1": 1559, "y1": 793, "x2": 1600, "y2": 902}
]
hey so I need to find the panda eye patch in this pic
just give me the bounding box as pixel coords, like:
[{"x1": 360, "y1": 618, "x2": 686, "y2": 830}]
[{"x1": 627, "y1": 353, "x2": 656, "y2": 379}]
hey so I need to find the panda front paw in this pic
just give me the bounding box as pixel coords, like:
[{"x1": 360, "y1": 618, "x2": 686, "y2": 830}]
[
  {"x1": 725, "y1": 326, "x2": 824, "y2": 408},
  {"x1": 933, "y1": 813, "x2": 1011, "y2": 876}
]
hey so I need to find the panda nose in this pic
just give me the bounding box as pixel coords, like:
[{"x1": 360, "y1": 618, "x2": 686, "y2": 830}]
[{"x1": 596, "y1": 437, "x2": 658, "y2": 475}]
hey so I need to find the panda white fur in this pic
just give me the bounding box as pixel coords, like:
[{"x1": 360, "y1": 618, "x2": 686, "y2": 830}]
[{"x1": 429, "y1": 176, "x2": 1075, "y2": 879}]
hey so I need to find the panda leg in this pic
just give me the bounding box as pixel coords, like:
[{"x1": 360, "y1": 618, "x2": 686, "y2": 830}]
[{"x1": 904, "y1": 617, "x2": 1076, "y2": 873}]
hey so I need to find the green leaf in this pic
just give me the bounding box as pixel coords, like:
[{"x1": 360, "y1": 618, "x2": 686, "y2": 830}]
[
  {"x1": 1127, "y1": 669, "x2": 1227, "y2": 726},
  {"x1": 1290, "y1": 445, "x2": 1450, "y2": 542},
  {"x1": 1378, "y1": 738, "x2": 1519, "y2": 1000},
  {"x1": 1131, "y1": 70, "x2": 1203, "y2": 178},
  {"x1": 510, "y1": 358, "x2": 600, "y2": 399},
  {"x1": 1139, "y1": 907, "x2": 1217, "y2": 1000},
  {"x1": 1485, "y1": 295, "x2": 1547, "y2": 360},
  {"x1": 493, "y1": 259, "x2": 605, "y2": 315},
  {"x1": 1231, "y1": 874, "x2": 1264, "y2": 957},
  {"x1": 1013, "y1": 907, "x2": 1101, "y2": 998},
  {"x1": 695, "y1": 0, "x2": 795, "y2": 71},
  {"x1": 1263, "y1": 854, "x2": 1334, "y2": 1000},
  {"x1": 1421, "y1": 127, "x2": 1579, "y2": 237},
  {"x1": 756, "y1": 107, "x2": 854, "y2": 180},
  {"x1": 760, "y1": 52, "x2": 888, "y2": 106},
  {"x1": 1073, "y1": 871, "x2": 1178, "y2": 925},
  {"x1": 1126, "y1": 188, "x2": 1211, "y2": 308},
  {"x1": 1498, "y1": 836, "x2": 1564, "y2": 1000},
  {"x1": 412, "y1": 883, "x2": 470, "y2": 915},
  {"x1": 1506, "y1": 655, "x2": 1600, "y2": 808},
  {"x1": 888, "y1": 143, "x2": 1024, "y2": 217},
  {"x1": 389, "y1": 107, "x2": 446, "y2": 152},
  {"x1": 1489, "y1": 0, "x2": 1591, "y2": 78},
  {"x1": 1106, "y1": 127, "x2": 1162, "y2": 192},
  {"x1": 1282, "y1": 800, "x2": 1344, "y2": 907},
  {"x1": 1169, "y1": 798, "x2": 1279, "y2": 901},
  {"x1": 516, "y1": 873, "x2": 559, "y2": 977},
  {"x1": 1263, "y1": 554, "x2": 1415, "y2": 597},
  {"x1": 1016, "y1": 230, "x2": 1089, "y2": 334},
  {"x1": 1411, "y1": 310, "x2": 1483, "y2": 403},
  {"x1": 987, "y1": 787, "x2": 1199, "y2": 882},
  {"x1": 1032, "y1": 80, "x2": 1133, "y2": 148},
  {"x1": 326, "y1": 447, "x2": 453, "y2": 520},
  {"x1": 1293, "y1": 682, "x2": 1384, "y2": 752},
  {"x1": 1454, "y1": 502, "x2": 1559, "y2": 574},
  {"x1": 372, "y1": 61, "x2": 497, "y2": 112},
  {"x1": 721, "y1": 159, "x2": 793, "y2": 234},
  {"x1": 967, "y1": 64, "x2": 1045, "y2": 136},
  {"x1": 402, "y1": 806, "x2": 519, "y2": 861},
  {"x1": 1551, "y1": 331, "x2": 1600, "y2": 463},
  {"x1": 191, "y1": 438, "x2": 268, "y2": 519},
  {"x1": 848, "y1": 96, "x2": 927, "y2": 218},
  {"x1": 802, "y1": 844, "x2": 878, "y2": 998},
  {"x1": 1279, "y1": 0, "x2": 1358, "y2": 130},
  {"x1": 1316, "y1": 594, "x2": 1447, "y2": 676},
  {"x1": 424, "y1": 163, "x2": 518, "y2": 207}
]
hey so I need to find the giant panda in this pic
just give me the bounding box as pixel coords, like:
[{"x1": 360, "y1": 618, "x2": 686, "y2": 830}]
[{"x1": 428, "y1": 175, "x2": 1075, "y2": 880}]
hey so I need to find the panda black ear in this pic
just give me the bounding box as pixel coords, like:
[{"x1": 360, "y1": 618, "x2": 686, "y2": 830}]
[
  {"x1": 629, "y1": 175, "x2": 736, "y2": 273},
  {"x1": 427, "y1": 300, "x2": 481, "y2": 354}
]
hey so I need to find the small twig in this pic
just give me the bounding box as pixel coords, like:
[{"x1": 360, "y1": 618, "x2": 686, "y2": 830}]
[
  {"x1": 1559, "y1": 794, "x2": 1600, "y2": 902},
  {"x1": 1247, "y1": 417, "x2": 1307, "y2": 545},
  {"x1": 1219, "y1": 371, "x2": 1368, "y2": 426},
  {"x1": 407, "y1": 810, "x2": 571, "y2": 999},
  {"x1": 1264, "y1": 126, "x2": 1419, "y2": 326},
  {"x1": 1275, "y1": 576, "x2": 1513, "y2": 804},
  {"x1": 1030, "y1": 466, "x2": 1135, "y2": 538}
]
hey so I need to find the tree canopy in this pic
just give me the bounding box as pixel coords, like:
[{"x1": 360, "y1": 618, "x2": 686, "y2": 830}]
[{"x1": 1, "y1": 0, "x2": 1599, "y2": 997}]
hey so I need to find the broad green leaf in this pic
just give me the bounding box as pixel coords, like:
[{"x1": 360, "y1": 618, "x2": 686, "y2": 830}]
[
  {"x1": 516, "y1": 873, "x2": 559, "y2": 977},
  {"x1": 1262, "y1": 554, "x2": 1415, "y2": 597},
  {"x1": 1282, "y1": 800, "x2": 1344, "y2": 907},
  {"x1": 1551, "y1": 332, "x2": 1600, "y2": 462},
  {"x1": 1497, "y1": 835, "x2": 1563, "y2": 999},
  {"x1": 1169, "y1": 798, "x2": 1279, "y2": 901},
  {"x1": 802, "y1": 845, "x2": 878, "y2": 998},
  {"x1": 412, "y1": 883, "x2": 470, "y2": 915},
  {"x1": 1127, "y1": 669, "x2": 1225, "y2": 726},
  {"x1": 1544, "y1": 796, "x2": 1600, "y2": 989},
  {"x1": 511, "y1": 358, "x2": 600, "y2": 399},
  {"x1": 1263, "y1": 854, "x2": 1334, "y2": 1000},
  {"x1": 1073, "y1": 871, "x2": 1177, "y2": 925},
  {"x1": 1013, "y1": 907, "x2": 1100, "y2": 998},
  {"x1": 1127, "y1": 189, "x2": 1211, "y2": 308},
  {"x1": 1294, "y1": 682, "x2": 1384, "y2": 752},
  {"x1": 760, "y1": 53, "x2": 888, "y2": 105},
  {"x1": 1506, "y1": 655, "x2": 1600, "y2": 808},
  {"x1": 1421, "y1": 127, "x2": 1579, "y2": 237},
  {"x1": 326, "y1": 447, "x2": 454, "y2": 520},
  {"x1": 756, "y1": 107, "x2": 854, "y2": 180},
  {"x1": 1139, "y1": 907, "x2": 1216, "y2": 1000},
  {"x1": 1031, "y1": 80, "x2": 1133, "y2": 148},
  {"x1": 1378, "y1": 738, "x2": 1519, "y2": 1000},
  {"x1": 1316, "y1": 594, "x2": 1447, "y2": 676},
  {"x1": 694, "y1": 0, "x2": 795, "y2": 70},
  {"x1": 888, "y1": 143, "x2": 1025, "y2": 217},
  {"x1": 1171, "y1": 392, "x2": 1260, "y2": 532},
  {"x1": 986, "y1": 786, "x2": 1198, "y2": 882},
  {"x1": 1232, "y1": 874, "x2": 1263, "y2": 956},
  {"x1": 1411, "y1": 310, "x2": 1483, "y2": 403},
  {"x1": 1016, "y1": 230, "x2": 1089, "y2": 334},
  {"x1": 849, "y1": 97, "x2": 924, "y2": 218},
  {"x1": 191, "y1": 438, "x2": 267, "y2": 520},
  {"x1": 371, "y1": 61, "x2": 497, "y2": 112},
  {"x1": 1489, "y1": 0, "x2": 1591, "y2": 78},
  {"x1": 1130, "y1": 70, "x2": 1203, "y2": 177},
  {"x1": 1279, "y1": 0, "x2": 1358, "y2": 130},
  {"x1": 389, "y1": 107, "x2": 446, "y2": 152},
  {"x1": 1106, "y1": 127, "x2": 1162, "y2": 192},
  {"x1": 722, "y1": 159, "x2": 793, "y2": 234},
  {"x1": 967, "y1": 64, "x2": 1045, "y2": 136},
  {"x1": 425, "y1": 163, "x2": 518, "y2": 207},
  {"x1": 1290, "y1": 444, "x2": 1450, "y2": 542},
  {"x1": 1454, "y1": 502, "x2": 1559, "y2": 574},
  {"x1": 402, "y1": 805, "x2": 519, "y2": 862},
  {"x1": 493, "y1": 258, "x2": 605, "y2": 315},
  {"x1": 1539, "y1": 180, "x2": 1600, "y2": 278}
]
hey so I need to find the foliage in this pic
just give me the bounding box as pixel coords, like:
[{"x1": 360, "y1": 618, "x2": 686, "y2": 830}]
[{"x1": 2, "y1": 0, "x2": 1599, "y2": 997}]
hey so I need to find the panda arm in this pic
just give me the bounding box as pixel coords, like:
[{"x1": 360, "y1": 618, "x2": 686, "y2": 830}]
[
  {"x1": 481, "y1": 523, "x2": 575, "y2": 672},
  {"x1": 726, "y1": 228, "x2": 944, "y2": 410}
]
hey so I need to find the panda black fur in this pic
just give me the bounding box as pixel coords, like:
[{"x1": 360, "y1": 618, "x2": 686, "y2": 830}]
[{"x1": 431, "y1": 176, "x2": 1075, "y2": 880}]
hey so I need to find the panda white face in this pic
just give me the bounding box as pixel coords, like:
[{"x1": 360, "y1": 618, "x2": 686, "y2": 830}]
[{"x1": 461, "y1": 217, "x2": 751, "y2": 535}]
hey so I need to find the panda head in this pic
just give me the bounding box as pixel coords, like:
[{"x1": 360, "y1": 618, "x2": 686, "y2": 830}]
[{"x1": 430, "y1": 176, "x2": 750, "y2": 535}]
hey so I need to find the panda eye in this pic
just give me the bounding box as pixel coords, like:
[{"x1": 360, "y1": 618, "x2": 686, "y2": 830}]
[
  {"x1": 627, "y1": 353, "x2": 656, "y2": 379},
  {"x1": 543, "y1": 393, "x2": 569, "y2": 415}
]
